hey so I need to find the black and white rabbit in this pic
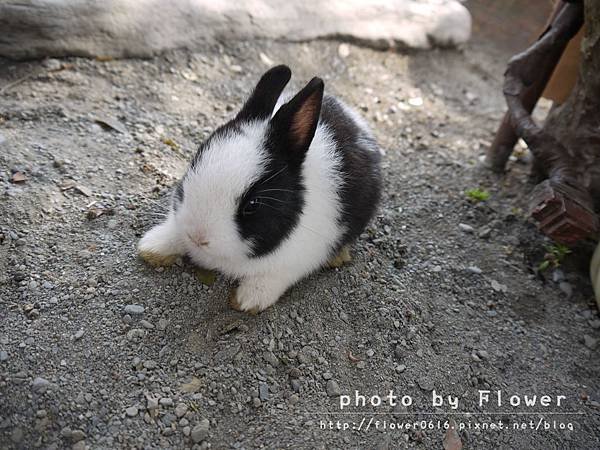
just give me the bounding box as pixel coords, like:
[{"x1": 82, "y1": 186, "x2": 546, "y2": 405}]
[{"x1": 138, "y1": 65, "x2": 382, "y2": 313}]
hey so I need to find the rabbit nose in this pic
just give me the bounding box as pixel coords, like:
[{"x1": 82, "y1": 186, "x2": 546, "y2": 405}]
[{"x1": 187, "y1": 231, "x2": 209, "y2": 247}]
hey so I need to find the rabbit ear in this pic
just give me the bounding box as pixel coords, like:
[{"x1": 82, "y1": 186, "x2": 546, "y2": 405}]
[
  {"x1": 236, "y1": 65, "x2": 292, "y2": 121},
  {"x1": 270, "y1": 77, "x2": 324, "y2": 163}
]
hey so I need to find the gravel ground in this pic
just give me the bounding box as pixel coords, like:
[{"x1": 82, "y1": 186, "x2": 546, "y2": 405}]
[{"x1": 1, "y1": 38, "x2": 599, "y2": 449}]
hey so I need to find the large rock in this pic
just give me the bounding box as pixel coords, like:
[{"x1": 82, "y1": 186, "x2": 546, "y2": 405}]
[{"x1": 0, "y1": 0, "x2": 471, "y2": 60}]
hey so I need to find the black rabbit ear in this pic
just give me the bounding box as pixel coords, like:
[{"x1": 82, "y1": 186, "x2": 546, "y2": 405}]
[
  {"x1": 270, "y1": 77, "x2": 324, "y2": 163},
  {"x1": 236, "y1": 65, "x2": 292, "y2": 121}
]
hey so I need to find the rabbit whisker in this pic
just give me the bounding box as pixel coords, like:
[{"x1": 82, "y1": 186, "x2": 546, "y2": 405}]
[
  {"x1": 256, "y1": 188, "x2": 295, "y2": 195},
  {"x1": 259, "y1": 166, "x2": 287, "y2": 185},
  {"x1": 254, "y1": 203, "x2": 331, "y2": 240},
  {"x1": 256, "y1": 196, "x2": 288, "y2": 204}
]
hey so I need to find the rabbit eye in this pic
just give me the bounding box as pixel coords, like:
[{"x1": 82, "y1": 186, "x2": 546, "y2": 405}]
[{"x1": 242, "y1": 198, "x2": 261, "y2": 216}]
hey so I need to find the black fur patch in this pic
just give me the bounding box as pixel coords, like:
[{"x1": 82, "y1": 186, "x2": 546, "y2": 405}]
[
  {"x1": 235, "y1": 157, "x2": 305, "y2": 258},
  {"x1": 319, "y1": 95, "x2": 382, "y2": 251},
  {"x1": 172, "y1": 179, "x2": 184, "y2": 210},
  {"x1": 236, "y1": 65, "x2": 291, "y2": 122}
]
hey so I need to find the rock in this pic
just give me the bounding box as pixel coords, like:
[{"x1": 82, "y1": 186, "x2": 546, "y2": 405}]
[
  {"x1": 263, "y1": 351, "x2": 280, "y2": 367},
  {"x1": 140, "y1": 319, "x2": 154, "y2": 329},
  {"x1": 458, "y1": 223, "x2": 474, "y2": 233},
  {"x1": 106, "y1": 219, "x2": 118, "y2": 229},
  {"x1": 0, "y1": 350, "x2": 8, "y2": 361},
  {"x1": 559, "y1": 282, "x2": 573, "y2": 298},
  {"x1": 552, "y1": 269, "x2": 565, "y2": 283},
  {"x1": 326, "y1": 380, "x2": 341, "y2": 397},
  {"x1": 161, "y1": 412, "x2": 177, "y2": 426},
  {"x1": 466, "y1": 266, "x2": 482, "y2": 275},
  {"x1": 583, "y1": 335, "x2": 598, "y2": 350},
  {"x1": 175, "y1": 403, "x2": 188, "y2": 418},
  {"x1": 183, "y1": 426, "x2": 191, "y2": 437},
  {"x1": 395, "y1": 364, "x2": 406, "y2": 373},
  {"x1": 291, "y1": 379, "x2": 301, "y2": 393},
  {"x1": 0, "y1": 0, "x2": 471, "y2": 60},
  {"x1": 32, "y1": 377, "x2": 51, "y2": 393},
  {"x1": 125, "y1": 406, "x2": 138, "y2": 417},
  {"x1": 394, "y1": 345, "x2": 403, "y2": 360},
  {"x1": 42, "y1": 58, "x2": 62, "y2": 70},
  {"x1": 491, "y1": 280, "x2": 508, "y2": 293},
  {"x1": 147, "y1": 397, "x2": 159, "y2": 410},
  {"x1": 589, "y1": 319, "x2": 600, "y2": 330},
  {"x1": 143, "y1": 360, "x2": 157, "y2": 369},
  {"x1": 72, "y1": 442, "x2": 86, "y2": 450},
  {"x1": 258, "y1": 383, "x2": 269, "y2": 401},
  {"x1": 157, "y1": 318, "x2": 168, "y2": 331},
  {"x1": 74, "y1": 329, "x2": 84, "y2": 340},
  {"x1": 126, "y1": 328, "x2": 146, "y2": 341},
  {"x1": 297, "y1": 346, "x2": 316, "y2": 365},
  {"x1": 417, "y1": 377, "x2": 434, "y2": 391},
  {"x1": 71, "y1": 430, "x2": 86, "y2": 442},
  {"x1": 191, "y1": 418, "x2": 210, "y2": 443},
  {"x1": 478, "y1": 227, "x2": 492, "y2": 239},
  {"x1": 10, "y1": 427, "x2": 23, "y2": 443},
  {"x1": 124, "y1": 304, "x2": 144, "y2": 315},
  {"x1": 159, "y1": 397, "x2": 174, "y2": 407},
  {"x1": 338, "y1": 43, "x2": 350, "y2": 58}
]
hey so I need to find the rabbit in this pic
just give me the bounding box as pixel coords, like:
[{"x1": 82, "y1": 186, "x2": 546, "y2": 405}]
[{"x1": 138, "y1": 65, "x2": 382, "y2": 314}]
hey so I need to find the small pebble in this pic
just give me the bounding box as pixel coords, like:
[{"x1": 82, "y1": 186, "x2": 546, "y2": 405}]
[
  {"x1": 159, "y1": 397, "x2": 173, "y2": 407},
  {"x1": 326, "y1": 380, "x2": 341, "y2": 397},
  {"x1": 467, "y1": 266, "x2": 482, "y2": 275},
  {"x1": 583, "y1": 335, "x2": 598, "y2": 350},
  {"x1": 71, "y1": 430, "x2": 86, "y2": 442},
  {"x1": 417, "y1": 377, "x2": 434, "y2": 391},
  {"x1": 258, "y1": 383, "x2": 269, "y2": 401},
  {"x1": 124, "y1": 304, "x2": 144, "y2": 315},
  {"x1": 125, "y1": 406, "x2": 138, "y2": 417},
  {"x1": 458, "y1": 223, "x2": 474, "y2": 233},
  {"x1": 32, "y1": 377, "x2": 50, "y2": 393},
  {"x1": 559, "y1": 282, "x2": 573, "y2": 298},
  {"x1": 191, "y1": 418, "x2": 210, "y2": 443},
  {"x1": 491, "y1": 280, "x2": 507, "y2": 293},
  {"x1": 338, "y1": 43, "x2": 350, "y2": 58},
  {"x1": 175, "y1": 403, "x2": 188, "y2": 418}
]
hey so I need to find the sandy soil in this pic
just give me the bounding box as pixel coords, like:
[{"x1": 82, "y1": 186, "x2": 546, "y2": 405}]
[{"x1": 1, "y1": 37, "x2": 599, "y2": 449}]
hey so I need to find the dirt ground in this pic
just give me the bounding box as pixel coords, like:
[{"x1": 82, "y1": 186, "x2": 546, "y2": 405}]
[{"x1": 1, "y1": 36, "x2": 599, "y2": 449}]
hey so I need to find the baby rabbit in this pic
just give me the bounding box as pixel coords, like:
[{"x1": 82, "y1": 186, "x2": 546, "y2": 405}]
[{"x1": 138, "y1": 65, "x2": 381, "y2": 313}]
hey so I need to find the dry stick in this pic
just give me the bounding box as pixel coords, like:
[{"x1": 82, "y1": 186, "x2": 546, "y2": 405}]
[{"x1": 0, "y1": 73, "x2": 34, "y2": 94}]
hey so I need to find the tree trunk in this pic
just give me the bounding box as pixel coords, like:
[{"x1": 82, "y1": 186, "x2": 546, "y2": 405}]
[{"x1": 542, "y1": 0, "x2": 600, "y2": 209}]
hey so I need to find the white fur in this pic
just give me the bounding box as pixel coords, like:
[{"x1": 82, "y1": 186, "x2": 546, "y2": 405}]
[{"x1": 139, "y1": 114, "x2": 345, "y2": 312}]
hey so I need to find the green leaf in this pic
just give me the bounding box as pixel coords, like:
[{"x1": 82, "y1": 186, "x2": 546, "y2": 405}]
[{"x1": 465, "y1": 188, "x2": 490, "y2": 202}]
